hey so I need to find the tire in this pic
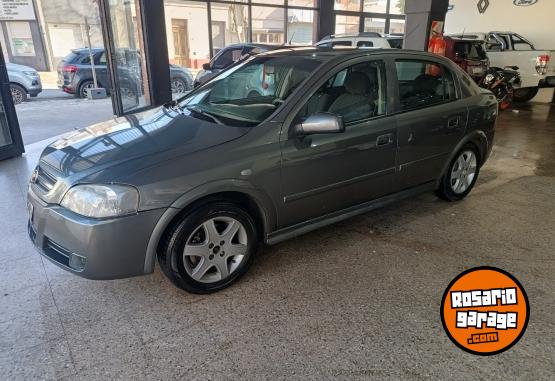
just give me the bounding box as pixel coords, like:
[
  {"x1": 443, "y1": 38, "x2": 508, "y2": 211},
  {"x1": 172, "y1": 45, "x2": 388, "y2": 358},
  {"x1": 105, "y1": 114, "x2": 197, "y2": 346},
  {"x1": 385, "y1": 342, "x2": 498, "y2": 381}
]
[
  {"x1": 78, "y1": 80, "x2": 96, "y2": 99},
  {"x1": 171, "y1": 77, "x2": 189, "y2": 94},
  {"x1": 10, "y1": 84, "x2": 27, "y2": 104},
  {"x1": 513, "y1": 87, "x2": 539, "y2": 103},
  {"x1": 158, "y1": 202, "x2": 258, "y2": 294},
  {"x1": 436, "y1": 144, "x2": 481, "y2": 202}
]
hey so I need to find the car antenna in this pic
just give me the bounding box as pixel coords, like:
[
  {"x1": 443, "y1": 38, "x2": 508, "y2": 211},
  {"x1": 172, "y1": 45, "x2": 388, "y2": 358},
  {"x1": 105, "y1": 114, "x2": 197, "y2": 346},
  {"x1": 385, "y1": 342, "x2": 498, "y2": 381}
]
[{"x1": 288, "y1": 32, "x2": 296, "y2": 45}]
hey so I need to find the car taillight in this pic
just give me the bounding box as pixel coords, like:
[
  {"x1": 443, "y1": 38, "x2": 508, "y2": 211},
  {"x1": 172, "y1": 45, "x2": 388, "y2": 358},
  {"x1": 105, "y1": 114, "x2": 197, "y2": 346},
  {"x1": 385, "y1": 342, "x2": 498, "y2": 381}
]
[
  {"x1": 536, "y1": 55, "x2": 550, "y2": 75},
  {"x1": 63, "y1": 65, "x2": 78, "y2": 73}
]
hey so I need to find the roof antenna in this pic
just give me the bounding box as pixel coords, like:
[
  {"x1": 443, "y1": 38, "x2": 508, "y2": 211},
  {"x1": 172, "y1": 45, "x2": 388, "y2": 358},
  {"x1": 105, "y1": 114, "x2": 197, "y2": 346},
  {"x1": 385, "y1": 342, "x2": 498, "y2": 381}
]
[
  {"x1": 288, "y1": 32, "x2": 296, "y2": 45},
  {"x1": 461, "y1": 27, "x2": 466, "y2": 39}
]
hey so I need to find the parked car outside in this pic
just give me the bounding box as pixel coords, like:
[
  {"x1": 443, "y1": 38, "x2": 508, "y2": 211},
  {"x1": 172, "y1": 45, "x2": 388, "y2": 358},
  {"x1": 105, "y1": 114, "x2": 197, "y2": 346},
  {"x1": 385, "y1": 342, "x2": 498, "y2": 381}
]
[
  {"x1": 315, "y1": 32, "x2": 393, "y2": 49},
  {"x1": 57, "y1": 48, "x2": 194, "y2": 98},
  {"x1": 7, "y1": 63, "x2": 42, "y2": 104},
  {"x1": 447, "y1": 31, "x2": 555, "y2": 102},
  {"x1": 193, "y1": 43, "x2": 283, "y2": 88},
  {"x1": 28, "y1": 48, "x2": 498, "y2": 294}
]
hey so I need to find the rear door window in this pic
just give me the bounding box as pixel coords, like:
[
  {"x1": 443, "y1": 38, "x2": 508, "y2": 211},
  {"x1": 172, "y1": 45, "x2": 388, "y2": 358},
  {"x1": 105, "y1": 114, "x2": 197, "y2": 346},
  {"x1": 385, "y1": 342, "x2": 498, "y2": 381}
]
[{"x1": 395, "y1": 60, "x2": 457, "y2": 111}]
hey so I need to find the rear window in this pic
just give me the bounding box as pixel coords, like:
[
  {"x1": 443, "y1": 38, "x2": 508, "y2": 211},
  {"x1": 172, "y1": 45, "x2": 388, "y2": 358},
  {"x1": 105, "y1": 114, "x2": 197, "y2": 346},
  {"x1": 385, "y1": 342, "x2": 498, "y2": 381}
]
[{"x1": 62, "y1": 52, "x2": 79, "y2": 63}]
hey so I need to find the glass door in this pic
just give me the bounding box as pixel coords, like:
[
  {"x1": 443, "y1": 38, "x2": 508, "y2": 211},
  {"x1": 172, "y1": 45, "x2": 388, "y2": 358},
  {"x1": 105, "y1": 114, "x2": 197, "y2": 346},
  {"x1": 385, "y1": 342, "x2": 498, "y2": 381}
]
[
  {"x1": 0, "y1": 42, "x2": 24, "y2": 161},
  {"x1": 100, "y1": 0, "x2": 152, "y2": 115}
]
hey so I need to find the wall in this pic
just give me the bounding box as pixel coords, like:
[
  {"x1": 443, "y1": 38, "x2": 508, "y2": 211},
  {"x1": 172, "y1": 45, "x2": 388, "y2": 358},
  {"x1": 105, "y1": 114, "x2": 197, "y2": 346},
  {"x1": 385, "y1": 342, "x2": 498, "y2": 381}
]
[{"x1": 445, "y1": 0, "x2": 554, "y2": 102}]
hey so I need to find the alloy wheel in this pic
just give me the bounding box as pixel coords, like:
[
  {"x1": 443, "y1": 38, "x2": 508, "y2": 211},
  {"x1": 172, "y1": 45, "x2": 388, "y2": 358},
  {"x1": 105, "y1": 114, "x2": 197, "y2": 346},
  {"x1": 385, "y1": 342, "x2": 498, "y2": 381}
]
[
  {"x1": 81, "y1": 82, "x2": 95, "y2": 98},
  {"x1": 171, "y1": 79, "x2": 186, "y2": 94},
  {"x1": 450, "y1": 150, "x2": 477, "y2": 194},
  {"x1": 183, "y1": 216, "x2": 248, "y2": 283},
  {"x1": 11, "y1": 86, "x2": 25, "y2": 104}
]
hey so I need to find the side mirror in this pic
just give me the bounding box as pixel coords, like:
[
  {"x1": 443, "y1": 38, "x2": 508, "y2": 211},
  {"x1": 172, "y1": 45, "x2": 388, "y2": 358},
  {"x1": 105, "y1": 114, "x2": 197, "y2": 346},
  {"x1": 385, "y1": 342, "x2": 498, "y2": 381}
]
[
  {"x1": 202, "y1": 62, "x2": 211, "y2": 71},
  {"x1": 294, "y1": 112, "x2": 345, "y2": 136}
]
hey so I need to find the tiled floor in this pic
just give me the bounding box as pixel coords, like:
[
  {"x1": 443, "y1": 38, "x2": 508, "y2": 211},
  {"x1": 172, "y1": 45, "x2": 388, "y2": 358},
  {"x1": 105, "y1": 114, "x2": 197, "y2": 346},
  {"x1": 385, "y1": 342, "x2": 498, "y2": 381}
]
[{"x1": 1, "y1": 104, "x2": 554, "y2": 380}]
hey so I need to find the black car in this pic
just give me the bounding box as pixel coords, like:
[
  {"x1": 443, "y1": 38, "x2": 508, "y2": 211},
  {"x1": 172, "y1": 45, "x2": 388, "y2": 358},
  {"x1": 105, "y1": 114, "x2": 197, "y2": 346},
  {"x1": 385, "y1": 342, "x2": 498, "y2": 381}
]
[
  {"x1": 193, "y1": 43, "x2": 283, "y2": 87},
  {"x1": 57, "y1": 48, "x2": 194, "y2": 98},
  {"x1": 29, "y1": 48, "x2": 498, "y2": 293}
]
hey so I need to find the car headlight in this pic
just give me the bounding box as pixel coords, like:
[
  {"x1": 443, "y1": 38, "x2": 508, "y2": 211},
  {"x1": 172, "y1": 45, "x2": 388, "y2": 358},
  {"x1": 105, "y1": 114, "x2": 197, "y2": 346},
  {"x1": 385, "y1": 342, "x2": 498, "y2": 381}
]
[
  {"x1": 23, "y1": 71, "x2": 39, "y2": 77},
  {"x1": 484, "y1": 74, "x2": 495, "y2": 85},
  {"x1": 61, "y1": 184, "x2": 139, "y2": 218}
]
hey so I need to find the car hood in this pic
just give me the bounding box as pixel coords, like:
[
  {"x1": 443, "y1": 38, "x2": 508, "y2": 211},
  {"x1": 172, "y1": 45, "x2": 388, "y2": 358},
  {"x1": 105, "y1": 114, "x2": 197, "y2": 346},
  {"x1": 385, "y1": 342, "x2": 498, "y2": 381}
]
[
  {"x1": 38, "y1": 106, "x2": 250, "y2": 180},
  {"x1": 6, "y1": 62, "x2": 37, "y2": 72}
]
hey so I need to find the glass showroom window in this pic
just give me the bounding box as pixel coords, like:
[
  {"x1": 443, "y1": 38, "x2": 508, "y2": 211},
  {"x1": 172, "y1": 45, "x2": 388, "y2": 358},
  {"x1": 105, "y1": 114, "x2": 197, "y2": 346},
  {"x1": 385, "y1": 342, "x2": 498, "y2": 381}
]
[
  {"x1": 211, "y1": 2, "x2": 249, "y2": 55},
  {"x1": 335, "y1": 14, "x2": 359, "y2": 34},
  {"x1": 163, "y1": 1, "x2": 210, "y2": 69},
  {"x1": 363, "y1": 0, "x2": 387, "y2": 13},
  {"x1": 288, "y1": 0, "x2": 317, "y2": 6},
  {"x1": 364, "y1": 17, "x2": 386, "y2": 34},
  {"x1": 389, "y1": 0, "x2": 405, "y2": 15},
  {"x1": 287, "y1": 9, "x2": 316, "y2": 45},
  {"x1": 389, "y1": 18, "x2": 405, "y2": 34},
  {"x1": 251, "y1": 6, "x2": 285, "y2": 44},
  {"x1": 334, "y1": 0, "x2": 361, "y2": 12}
]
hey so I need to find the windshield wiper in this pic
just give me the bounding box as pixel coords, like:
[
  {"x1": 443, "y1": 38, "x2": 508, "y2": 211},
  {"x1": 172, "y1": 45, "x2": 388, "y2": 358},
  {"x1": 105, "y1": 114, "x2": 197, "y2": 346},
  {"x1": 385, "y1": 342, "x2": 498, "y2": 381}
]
[{"x1": 184, "y1": 106, "x2": 224, "y2": 125}]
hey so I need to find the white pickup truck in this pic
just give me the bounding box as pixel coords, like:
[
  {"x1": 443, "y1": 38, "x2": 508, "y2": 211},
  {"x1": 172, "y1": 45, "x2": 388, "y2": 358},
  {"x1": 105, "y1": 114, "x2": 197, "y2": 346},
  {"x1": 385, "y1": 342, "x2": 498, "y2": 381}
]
[{"x1": 448, "y1": 31, "x2": 555, "y2": 102}]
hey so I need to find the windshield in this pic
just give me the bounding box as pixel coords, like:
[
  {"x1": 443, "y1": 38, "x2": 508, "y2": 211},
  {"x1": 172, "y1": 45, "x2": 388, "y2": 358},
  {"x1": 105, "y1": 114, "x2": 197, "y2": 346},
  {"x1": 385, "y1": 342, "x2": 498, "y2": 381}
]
[{"x1": 180, "y1": 55, "x2": 323, "y2": 127}]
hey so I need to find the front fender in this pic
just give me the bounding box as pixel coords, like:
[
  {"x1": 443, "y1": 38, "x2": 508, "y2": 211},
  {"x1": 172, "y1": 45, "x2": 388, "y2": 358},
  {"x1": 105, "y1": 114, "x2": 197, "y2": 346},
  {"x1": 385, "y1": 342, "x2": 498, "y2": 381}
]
[{"x1": 143, "y1": 179, "x2": 277, "y2": 274}]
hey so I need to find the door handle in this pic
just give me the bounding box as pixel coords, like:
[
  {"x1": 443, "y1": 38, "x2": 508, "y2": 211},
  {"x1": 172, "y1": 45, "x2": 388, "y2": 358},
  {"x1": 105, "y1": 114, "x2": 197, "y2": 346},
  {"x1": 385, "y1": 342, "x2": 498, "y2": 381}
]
[
  {"x1": 447, "y1": 116, "x2": 460, "y2": 129},
  {"x1": 376, "y1": 133, "x2": 393, "y2": 146}
]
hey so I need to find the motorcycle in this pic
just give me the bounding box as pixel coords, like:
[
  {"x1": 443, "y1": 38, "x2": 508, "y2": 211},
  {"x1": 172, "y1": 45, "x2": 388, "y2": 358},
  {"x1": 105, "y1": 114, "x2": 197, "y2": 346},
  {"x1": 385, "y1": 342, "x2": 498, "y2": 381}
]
[{"x1": 479, "y1": 66, "x2": 521, "y2": 111}]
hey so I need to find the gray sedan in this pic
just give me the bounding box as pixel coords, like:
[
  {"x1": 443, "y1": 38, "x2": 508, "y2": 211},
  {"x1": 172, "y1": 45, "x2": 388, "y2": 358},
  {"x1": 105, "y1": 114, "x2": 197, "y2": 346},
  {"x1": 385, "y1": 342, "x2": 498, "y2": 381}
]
[
  {"x1": 7, "y1": 62, "x2": 42, "y2": 104},
  {"x1": 27, "y1": 48, "x2": 498, "y2": 293}
]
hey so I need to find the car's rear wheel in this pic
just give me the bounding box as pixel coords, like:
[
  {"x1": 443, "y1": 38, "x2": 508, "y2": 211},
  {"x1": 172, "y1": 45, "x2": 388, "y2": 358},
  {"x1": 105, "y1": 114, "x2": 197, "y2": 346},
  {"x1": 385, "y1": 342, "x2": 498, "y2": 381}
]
[
  {"x1": 171, "y1": 77, "x2": 189, "y2": 94},
  {"x1": 513, "y1": 87, "x2": 538, "y2": 103},
  {"x1": 436, "y1": 144, "x2": 480, "y2": 201},
  {"x1": 10, "y1": 84, "x2": 27, "y2": 104},
  {"x1": 159, "y1": 202, "x2": 257, "y2": 294},
  {"x1": 78, "y1": 80, "x2": 96, "y2": 99}
]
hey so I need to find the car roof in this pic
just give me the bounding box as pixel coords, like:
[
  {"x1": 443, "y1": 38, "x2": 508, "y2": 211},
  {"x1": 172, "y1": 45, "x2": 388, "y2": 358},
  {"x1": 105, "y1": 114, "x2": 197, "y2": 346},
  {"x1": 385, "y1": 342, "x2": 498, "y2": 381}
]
[
  {"x1": 223, "y1": 43, "x2": 285, "y2": 51},
  {"x1": 257, "y1": 46, "x2": 452, "y2": 63},
  {"x1": 72, "y1": 47, "x2": 104, "y2": 54}
]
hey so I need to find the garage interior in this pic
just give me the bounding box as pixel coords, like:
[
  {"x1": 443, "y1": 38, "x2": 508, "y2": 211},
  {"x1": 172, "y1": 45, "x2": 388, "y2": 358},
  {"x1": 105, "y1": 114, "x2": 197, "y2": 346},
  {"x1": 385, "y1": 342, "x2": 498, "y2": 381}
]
[{"x1": 1, "y1": 0, "x2": 554, "y2": 379}]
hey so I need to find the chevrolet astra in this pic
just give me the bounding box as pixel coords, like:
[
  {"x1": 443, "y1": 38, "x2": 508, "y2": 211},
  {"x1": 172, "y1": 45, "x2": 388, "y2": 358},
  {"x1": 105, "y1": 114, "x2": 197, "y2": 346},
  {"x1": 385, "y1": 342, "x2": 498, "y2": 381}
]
[{"x1": 27, "y1": 48, "x2": 498, "y2": 293}]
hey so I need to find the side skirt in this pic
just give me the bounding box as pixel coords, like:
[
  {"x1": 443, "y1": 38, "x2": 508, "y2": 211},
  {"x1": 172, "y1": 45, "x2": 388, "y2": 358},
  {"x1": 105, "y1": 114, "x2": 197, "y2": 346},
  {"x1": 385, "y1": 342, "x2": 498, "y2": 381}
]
[{"x1": 265, "y1": 181, "x2": 437, "y2": 246}]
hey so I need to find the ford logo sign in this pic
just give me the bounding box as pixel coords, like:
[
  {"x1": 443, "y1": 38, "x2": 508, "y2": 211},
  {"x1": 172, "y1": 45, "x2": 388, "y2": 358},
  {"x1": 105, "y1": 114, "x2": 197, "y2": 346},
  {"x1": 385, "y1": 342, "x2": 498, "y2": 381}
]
[{"x1": 513, "y1": 0, "x2": 538, "y2": 6}]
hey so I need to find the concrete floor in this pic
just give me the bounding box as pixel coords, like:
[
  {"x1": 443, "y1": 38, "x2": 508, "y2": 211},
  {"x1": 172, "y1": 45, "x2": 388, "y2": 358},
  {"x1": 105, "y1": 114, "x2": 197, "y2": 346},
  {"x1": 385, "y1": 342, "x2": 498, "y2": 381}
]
[{"x1": 0, "y1": 103, "x2": 554, "y2": 380}]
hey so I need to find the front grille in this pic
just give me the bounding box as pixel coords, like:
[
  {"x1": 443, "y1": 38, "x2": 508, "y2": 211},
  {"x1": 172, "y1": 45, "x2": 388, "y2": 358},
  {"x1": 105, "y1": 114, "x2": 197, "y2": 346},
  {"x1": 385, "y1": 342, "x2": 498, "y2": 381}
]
[{"x1": 35, "y1": 166, "x2": 58, "y2": 192}]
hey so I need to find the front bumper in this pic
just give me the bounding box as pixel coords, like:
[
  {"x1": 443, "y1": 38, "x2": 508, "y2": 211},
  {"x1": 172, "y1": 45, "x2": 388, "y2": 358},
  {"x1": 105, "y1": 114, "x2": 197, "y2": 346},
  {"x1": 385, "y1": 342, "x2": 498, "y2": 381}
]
[{"x1": 27, "y1": 188, "x2": 166, "y2": 280}]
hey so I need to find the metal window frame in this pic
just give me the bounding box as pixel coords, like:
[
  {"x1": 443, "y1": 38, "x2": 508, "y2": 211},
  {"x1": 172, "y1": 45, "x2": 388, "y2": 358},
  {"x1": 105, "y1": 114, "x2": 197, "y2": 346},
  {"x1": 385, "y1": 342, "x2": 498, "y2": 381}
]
[{"x1": 0, "y1": 42, "x2": 24, "y2": 160}]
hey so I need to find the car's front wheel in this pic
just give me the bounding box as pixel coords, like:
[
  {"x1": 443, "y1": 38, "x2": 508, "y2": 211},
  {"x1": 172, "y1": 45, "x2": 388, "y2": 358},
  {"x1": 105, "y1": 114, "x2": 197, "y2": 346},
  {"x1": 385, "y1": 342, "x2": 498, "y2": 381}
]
[
  {"x1": 159, "y1": 202, "x2": 257, "y2": 294},
  {"x1": 171, "y1": 77, "x2": 189, "y2": 94},
  {"x1": 10, "y1": 84, "x2": 27, "y2": 104},
  {"x1": 436, "y1": 144, "x2": 480, "y2": 201}
]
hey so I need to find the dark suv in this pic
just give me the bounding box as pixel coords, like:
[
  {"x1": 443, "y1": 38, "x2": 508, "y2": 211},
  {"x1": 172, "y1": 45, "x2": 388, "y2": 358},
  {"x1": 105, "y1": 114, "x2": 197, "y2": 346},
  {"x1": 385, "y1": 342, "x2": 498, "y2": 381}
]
[
  {"x1": 57, "y1": 48, "x2": 194, "y2": 98},
  {"x1": 29, "y1": 48, "x2": 497, "y2": 294}
]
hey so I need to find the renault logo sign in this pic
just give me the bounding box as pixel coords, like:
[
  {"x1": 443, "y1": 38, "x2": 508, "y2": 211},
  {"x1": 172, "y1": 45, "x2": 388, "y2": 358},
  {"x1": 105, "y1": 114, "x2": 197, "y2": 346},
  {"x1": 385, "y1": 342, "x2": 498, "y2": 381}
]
[{"x1": 513, "y1": 0, "x2": 538, "y2": 6}]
